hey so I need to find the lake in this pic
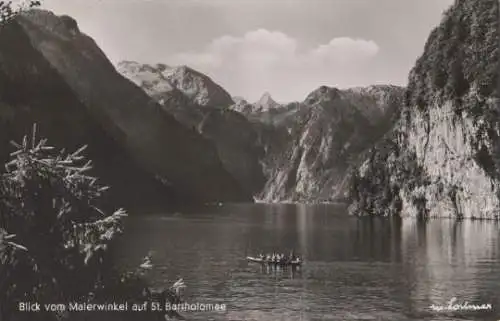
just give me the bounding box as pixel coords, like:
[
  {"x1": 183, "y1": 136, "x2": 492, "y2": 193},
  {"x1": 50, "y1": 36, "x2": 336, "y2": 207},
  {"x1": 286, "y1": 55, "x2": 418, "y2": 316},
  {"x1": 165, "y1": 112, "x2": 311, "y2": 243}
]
[{"x1": 116, "y1": 203, "x2": 500, "y2": 321}]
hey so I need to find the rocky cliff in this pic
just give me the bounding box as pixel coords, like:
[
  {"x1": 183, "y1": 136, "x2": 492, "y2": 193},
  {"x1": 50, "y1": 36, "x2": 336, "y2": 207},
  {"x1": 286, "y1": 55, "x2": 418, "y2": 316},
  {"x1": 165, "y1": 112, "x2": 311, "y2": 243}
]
[
  {"x1": 117, "y1": 61, "x2": 266, "y2": 195},
  {"x1": 0, "y1": 10, "x2": 250, "y2": 205},
  {"x1": 258, "y1": 85, "x2": 405, "y2": 202},
  {"x1": 348, "y1": 0, "x2": 499, "y2": 218}
]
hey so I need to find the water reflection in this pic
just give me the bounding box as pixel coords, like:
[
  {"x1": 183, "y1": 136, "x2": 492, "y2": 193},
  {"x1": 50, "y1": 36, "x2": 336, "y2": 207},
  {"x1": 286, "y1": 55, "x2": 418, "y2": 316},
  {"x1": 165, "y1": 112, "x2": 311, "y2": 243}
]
[
  {"x1": 297, "y1": 204, "x2": 308, "y2": 260},
  {"x1": 116, "y1": 204, "x2": 500, "y2": 321},
  {"x1": 258, "y1": 264, "x2": 302, "y2": 279}
]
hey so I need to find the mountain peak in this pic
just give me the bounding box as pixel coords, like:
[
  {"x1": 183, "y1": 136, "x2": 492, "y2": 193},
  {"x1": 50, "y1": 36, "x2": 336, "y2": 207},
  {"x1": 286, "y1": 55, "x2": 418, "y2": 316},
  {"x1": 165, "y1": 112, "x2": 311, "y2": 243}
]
[
  {"x1": 259, "y1": 91, "x2": 273, "y2": 102},
  {"x1": 164, "y1": 66, "x2": 234, "y2": 107},
  {"x1": 155, "y1": 63, "x2": 170, "y2": 71},
  {"x1": 260, "y1": 91, "x2": 272, "y2": 99},
  {"x1": 305, "y1": 86, "x2": 341, "y2": 105},
  {"x1": 21, "y1": 10, "x2": 82, "y2": 39},
  {"x1": 254, "y1": 92, "x2": 280, "y2": 110}
]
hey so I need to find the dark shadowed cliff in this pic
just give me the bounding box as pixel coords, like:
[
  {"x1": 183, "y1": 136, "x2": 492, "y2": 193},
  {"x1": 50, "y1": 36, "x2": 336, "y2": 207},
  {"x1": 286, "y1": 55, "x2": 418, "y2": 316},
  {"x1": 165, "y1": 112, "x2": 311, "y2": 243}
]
[
  {"x1": 348, "y1": 0, "x2": 499, "y2": 218},
  {"x1": 0, "y1": 10, "x2": 251, "y2": 206}
]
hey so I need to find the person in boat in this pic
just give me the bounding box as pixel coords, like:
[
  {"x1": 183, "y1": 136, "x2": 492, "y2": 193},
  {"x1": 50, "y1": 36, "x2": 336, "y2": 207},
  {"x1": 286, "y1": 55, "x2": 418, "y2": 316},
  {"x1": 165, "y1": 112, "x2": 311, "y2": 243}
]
[{"x1": 258, "y1": 253, "x2": 264, "y2": 260}]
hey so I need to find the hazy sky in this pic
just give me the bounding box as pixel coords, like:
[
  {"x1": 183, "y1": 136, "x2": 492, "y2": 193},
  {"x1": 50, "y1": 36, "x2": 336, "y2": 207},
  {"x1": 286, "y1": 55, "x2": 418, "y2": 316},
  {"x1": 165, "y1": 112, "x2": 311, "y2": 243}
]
[{"x1": 41, "y1": 0, "x2": 454, "y2": 102}]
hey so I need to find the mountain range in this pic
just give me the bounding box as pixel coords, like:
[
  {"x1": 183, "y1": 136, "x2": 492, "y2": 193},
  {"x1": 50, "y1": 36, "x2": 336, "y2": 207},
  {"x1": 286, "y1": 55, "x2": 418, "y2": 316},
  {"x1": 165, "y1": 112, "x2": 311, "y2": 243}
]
[
  {"x1": 117, "y1": 61, "x2": 405, "y2": 203},
  {"x1": 0, "y1": 0, "x2": 497, "y2": 219}
]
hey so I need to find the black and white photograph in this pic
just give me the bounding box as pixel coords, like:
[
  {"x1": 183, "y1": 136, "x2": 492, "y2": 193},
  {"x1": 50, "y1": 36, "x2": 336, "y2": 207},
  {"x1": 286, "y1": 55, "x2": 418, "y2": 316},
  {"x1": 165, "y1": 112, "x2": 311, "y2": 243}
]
[{"x1": 0, "y1": 0, "x2": 499, "y2": 320}]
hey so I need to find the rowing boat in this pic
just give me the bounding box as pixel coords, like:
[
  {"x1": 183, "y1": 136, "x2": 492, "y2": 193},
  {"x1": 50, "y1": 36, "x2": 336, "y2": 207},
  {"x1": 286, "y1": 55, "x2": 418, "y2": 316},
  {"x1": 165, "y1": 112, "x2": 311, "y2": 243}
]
[{"x1": 246, "y1": 256, "x2": 302, "y2": 267}]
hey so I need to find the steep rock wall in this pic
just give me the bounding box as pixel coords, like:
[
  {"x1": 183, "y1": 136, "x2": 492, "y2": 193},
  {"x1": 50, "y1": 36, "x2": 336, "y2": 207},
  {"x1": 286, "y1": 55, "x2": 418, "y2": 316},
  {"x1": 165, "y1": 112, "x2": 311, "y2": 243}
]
[{"x1": 348, "y1": 0, "x2": 499, "y2": 218}]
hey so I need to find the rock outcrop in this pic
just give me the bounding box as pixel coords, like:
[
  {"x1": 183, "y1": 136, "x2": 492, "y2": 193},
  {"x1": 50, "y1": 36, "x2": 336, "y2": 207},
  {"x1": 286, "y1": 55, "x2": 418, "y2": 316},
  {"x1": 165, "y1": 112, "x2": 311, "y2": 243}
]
[
  {"x1": 0, "y1": 10, "x2": 250, "y2": 206},
  {"x1": 117, "y1": 61, "x2": 266, "y2": 195},
  {"x1": 348, "y1": 0, "x2": 499, "y2": 218},
  {"x1": 258, "y1": 85, "x2": 405, "y2": 202}
]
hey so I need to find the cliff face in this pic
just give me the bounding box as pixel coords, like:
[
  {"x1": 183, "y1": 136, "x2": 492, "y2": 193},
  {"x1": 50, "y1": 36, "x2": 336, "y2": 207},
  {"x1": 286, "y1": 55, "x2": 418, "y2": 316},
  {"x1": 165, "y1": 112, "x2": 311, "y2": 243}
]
[
  {"x1": 0, "y1": 10, "x2": 250, "y2": 205},
  {"x1": 348, "y1": 0, "x2": 499, "y2": 218},
  {"x1": 117, "y1": 61, "x2": 266, "y2": 195},
  {"x1": 258, "y1": 85, "x2": 404, "y2": 202}
]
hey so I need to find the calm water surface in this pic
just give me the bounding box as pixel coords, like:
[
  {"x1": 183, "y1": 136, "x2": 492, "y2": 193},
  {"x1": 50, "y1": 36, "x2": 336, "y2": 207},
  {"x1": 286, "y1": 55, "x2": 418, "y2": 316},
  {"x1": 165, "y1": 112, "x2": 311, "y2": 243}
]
[{"x1": 116, "y1": 204, "x2": 500, "y2": 321}]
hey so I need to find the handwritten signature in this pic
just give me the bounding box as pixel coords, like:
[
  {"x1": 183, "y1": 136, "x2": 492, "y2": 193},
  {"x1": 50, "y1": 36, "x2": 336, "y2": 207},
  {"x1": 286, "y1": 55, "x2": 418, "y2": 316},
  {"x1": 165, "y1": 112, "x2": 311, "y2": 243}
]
[{"x1": 430, "y1": 297, "x2": 492, "y2": 312}]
